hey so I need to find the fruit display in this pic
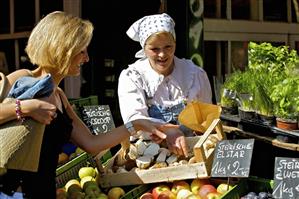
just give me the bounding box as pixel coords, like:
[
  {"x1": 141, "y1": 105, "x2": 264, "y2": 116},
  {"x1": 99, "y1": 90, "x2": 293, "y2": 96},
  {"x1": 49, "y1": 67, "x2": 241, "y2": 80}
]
[
  {"x1": 138, "y1": 178, "x2": 234, "y2": 199},
  {"x1": 56, "y1": 165, "x2": 126, "y2": 199}
]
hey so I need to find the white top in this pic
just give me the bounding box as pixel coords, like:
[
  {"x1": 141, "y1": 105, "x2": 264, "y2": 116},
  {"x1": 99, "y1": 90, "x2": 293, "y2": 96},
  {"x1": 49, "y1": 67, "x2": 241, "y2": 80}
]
[{"x1": 118, "y1": 56, "x2": 212, "y2": 123}]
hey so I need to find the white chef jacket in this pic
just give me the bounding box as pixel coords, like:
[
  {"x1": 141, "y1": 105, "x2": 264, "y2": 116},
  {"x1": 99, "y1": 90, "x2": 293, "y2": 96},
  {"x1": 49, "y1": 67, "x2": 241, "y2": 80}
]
[{"x1": 118, "y1": 56, "x2": 212, "y2": 124}]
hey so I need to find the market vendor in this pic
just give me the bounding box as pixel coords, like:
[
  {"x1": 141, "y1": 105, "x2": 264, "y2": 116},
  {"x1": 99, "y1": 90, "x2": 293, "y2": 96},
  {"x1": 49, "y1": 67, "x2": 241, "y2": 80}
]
[{"x1": 118, "y1": 13, "x2": 212, "y2": 157}]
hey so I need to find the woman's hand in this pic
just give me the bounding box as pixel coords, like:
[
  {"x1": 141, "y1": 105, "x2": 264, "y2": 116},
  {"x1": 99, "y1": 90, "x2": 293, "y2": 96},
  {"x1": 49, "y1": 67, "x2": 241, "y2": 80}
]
[
  {"x1": 133, "y1": 120, "x2": 189, "y2": 157},
  {"x1": 133, "y1": 119, "x2": 167, "y2": 140},
  {"x1": 21, "y1": 98, "x2": 57, "y2": 124}
]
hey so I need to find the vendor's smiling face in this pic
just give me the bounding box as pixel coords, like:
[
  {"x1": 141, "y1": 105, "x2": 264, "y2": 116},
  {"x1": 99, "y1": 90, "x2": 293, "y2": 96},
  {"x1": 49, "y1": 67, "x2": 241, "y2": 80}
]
[{"x1": 144, "y1": 32, "x2": 176, "y2": 76}]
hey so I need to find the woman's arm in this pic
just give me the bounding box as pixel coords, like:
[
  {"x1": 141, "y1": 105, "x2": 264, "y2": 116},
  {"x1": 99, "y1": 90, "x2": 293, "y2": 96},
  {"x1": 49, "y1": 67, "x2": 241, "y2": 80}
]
[
  {"x1": 59, "y1": 90, "x2": 166, "y2": 156},
  {"x1": 0, "y1": 69, "x2": 57, "y2": 125}
]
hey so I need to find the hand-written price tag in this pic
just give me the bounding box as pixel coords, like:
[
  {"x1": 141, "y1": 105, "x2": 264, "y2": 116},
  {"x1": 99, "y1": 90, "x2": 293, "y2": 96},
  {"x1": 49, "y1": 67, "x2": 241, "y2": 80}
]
[
  {"x1": 80, "y1": 105, "x2": 115, "y2": 135},
  {"x1": 273, "y1": 157, "x2": 299, "y2": 199},
  {"x1": 211, "y1": 139, "x2": 254, "y2": 177}
]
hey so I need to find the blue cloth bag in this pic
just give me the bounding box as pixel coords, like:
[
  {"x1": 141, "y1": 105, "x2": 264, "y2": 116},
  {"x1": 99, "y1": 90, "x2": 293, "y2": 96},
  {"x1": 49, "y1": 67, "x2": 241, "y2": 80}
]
[{"x1": 7, "y1": 74, "x2": 53, "y2": 100}]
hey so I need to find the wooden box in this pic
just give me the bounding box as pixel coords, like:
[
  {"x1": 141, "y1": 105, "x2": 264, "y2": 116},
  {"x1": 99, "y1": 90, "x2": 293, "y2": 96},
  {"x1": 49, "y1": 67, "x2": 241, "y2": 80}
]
[{"x1": 97, "y1": 119, "x2": 226, "y2": 188}]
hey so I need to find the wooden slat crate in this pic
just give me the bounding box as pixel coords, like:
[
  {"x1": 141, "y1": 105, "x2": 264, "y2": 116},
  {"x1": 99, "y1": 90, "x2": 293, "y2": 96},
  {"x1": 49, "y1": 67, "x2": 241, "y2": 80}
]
[{"x1": 98, "y1": 119, "x2": 226, "y2": 188}]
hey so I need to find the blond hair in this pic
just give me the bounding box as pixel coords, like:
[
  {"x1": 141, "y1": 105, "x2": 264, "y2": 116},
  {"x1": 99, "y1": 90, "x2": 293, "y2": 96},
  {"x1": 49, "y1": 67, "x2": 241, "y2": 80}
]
[{"x1": 25, "y1": 11, "x2": 94, "y2": 75}]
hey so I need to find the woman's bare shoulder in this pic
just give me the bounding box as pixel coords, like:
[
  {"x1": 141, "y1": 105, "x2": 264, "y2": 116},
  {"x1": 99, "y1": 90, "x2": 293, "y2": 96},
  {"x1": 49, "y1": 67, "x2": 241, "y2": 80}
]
[
  {"x1": 56, "y1": 87, "x2": 71, "y2": 108},
  {"x1": 6, "y1": 69, "x2": 32, "y2": 81}
]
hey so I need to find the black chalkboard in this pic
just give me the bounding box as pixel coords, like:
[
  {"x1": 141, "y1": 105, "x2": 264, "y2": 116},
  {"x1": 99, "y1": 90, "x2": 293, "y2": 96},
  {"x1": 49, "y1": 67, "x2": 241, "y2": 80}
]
[
  {"x1": 273, "y1": 157, "x2": 299, "y2": 199},
  {"x1": 79, "y1": 105, "x2": 115, "y2": 135},
  {"x1": 211, "y1": 139, "x2": 254, "y2": 177}
]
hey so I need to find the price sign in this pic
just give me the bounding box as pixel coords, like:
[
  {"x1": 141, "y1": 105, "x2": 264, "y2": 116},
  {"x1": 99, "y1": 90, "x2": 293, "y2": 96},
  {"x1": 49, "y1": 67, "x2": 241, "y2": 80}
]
[
  {"x1": 273, "y1": 157, "x2": 299, "y2": 199},
  {"x1": 211, "y1": 139, "x2": 254, "y2": 177},
  {"x1": 79, "y1": 105, "x2": 115, "y2": 135}
]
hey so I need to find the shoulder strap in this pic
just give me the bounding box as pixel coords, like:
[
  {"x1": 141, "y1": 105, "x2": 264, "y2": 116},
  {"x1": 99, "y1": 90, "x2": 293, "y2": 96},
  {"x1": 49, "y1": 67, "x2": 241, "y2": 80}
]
[{"x1": 0, "y1": 72, "x2": 8, "y2": 102}]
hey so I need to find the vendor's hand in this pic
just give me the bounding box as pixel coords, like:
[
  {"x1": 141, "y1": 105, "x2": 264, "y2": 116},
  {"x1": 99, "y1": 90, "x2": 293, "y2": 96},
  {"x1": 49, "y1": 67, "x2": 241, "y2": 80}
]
[
  {"x1": 21, "y1": 98, "x2": 57, "y2": 124},
  {"x1": 164, "y1": 127, "x2": 189, "y2": 157}
]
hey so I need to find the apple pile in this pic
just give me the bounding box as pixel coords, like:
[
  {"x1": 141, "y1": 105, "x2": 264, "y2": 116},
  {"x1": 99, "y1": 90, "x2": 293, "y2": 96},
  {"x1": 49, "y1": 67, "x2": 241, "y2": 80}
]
[
  {"x1": 139, "y1": 178, "x2": 233, "y2": 199},
  {"x1": 56, "y1": 166, "x2": 126, "y2": 199}
]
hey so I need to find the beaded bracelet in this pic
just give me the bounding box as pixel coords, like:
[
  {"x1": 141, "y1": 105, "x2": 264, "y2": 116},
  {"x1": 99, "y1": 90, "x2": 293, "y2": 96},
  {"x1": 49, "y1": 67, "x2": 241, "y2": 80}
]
[{"x1": 15, "y1": 99, "x2": 24, "y2": 123}]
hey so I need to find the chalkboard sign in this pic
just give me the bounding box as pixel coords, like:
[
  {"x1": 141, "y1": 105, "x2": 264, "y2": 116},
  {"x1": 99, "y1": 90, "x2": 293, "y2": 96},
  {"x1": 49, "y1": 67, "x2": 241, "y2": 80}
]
[
  {"x1": 79, "y1": 105, "x2": 115, "y2": 135},
  {"x1": 273, "y1": 157, "x2": 299, "y2": 199},
  {"x1": 211, "y1": 139, "x2": 254, "y2": 177}
]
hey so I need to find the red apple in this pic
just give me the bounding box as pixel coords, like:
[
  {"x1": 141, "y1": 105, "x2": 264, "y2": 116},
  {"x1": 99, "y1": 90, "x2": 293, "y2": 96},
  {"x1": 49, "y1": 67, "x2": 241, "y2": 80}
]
[
  {"x1": 190, "y1": 178, "x2": 210, "y2": 195},
  {"x1": 198, "y1": 184, "x2": 217, "y2": 199},
  {"x1": 140, "y1": 192, "x2": 155, "y2": 199},
  {"x1": 152, "y1": 184, "x2": 171, "y2": 199},
  {"x1": 171, "y1": 180, "x2": 190, "y2": 195},
  {"x1": 157, "y1": 190, "x2": 176, "y2": 199},
  {"x1": 206, "y1": 192, "x2": 222, "y2": 199}
]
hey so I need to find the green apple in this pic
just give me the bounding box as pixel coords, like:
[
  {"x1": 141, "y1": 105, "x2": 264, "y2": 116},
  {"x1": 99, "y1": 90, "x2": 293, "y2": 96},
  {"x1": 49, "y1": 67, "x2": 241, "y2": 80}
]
[
  {"x1": 78, "y1": 166, "x2": 96, "y2": 179},
  {"x1": 83, "y1": 180, "x2": 99, "y2": 191},
  {"x1": 97, "y1": 193, "x2": 108, "y2": 199},
  {"x1": 107, "y1": 187, "x2": 125, "y2": 199},
  {"x1": 216, "y1": 183, "x2": 233, "y2": 195},
  {"x1": 84, "y1": 183, "x2": 101, "y2": 197},
  {"x1": 80, "y1": 176, "x2": 96, "y2": 188}
]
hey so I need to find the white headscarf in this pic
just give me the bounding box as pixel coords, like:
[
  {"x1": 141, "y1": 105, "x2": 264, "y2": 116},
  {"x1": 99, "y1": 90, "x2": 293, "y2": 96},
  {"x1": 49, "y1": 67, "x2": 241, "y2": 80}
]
[{"x1": 126, "y1": 13, "x2": 176, "y2": 58}]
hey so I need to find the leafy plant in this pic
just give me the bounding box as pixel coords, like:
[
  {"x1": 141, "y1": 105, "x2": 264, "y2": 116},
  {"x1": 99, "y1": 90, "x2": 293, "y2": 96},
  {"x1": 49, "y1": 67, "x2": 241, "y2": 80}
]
[
  {"x1": 248, "y1": 42, "x2": 299, "y2": 117},
  {"x1": 270, "y1": 77, "x2": 299, "y2": 120},
  {"x1": 220, "y1": 69, "x2": 256, "y2": 111},
  {"x1": 234, "y1": 69, "x2": 255, "y2": 111},
  {"x1": 254, "y1": 80, "x2": 274, "y2": 116},
  {"x1": 220, "y1": 70, "x2": 242, "y2": 108}
]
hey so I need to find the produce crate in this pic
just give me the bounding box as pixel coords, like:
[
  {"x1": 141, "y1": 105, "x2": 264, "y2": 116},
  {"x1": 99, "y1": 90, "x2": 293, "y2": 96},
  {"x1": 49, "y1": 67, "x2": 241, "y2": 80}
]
[
  {"x1": 220, "y1": 176, "x2": 274, "y2": 199},
  {"x1": 98, "y1": 119, "x2": 226, "y2": 187},
  {"x1": 55, "y1": 150, "x2": 112, "y2": 188}
]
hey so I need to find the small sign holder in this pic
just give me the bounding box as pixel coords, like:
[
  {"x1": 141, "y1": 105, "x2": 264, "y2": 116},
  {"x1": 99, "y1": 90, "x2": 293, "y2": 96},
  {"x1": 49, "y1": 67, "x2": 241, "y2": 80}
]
[
  {"x1": 211, "y1": 138, "x2": 255, "y2": 191},
  {"x1": 273, "y1": 157, "x2": 299, "y2": 199},
  {"x1": 79, "y1": 105, "x2": 115, "y2": 135}
]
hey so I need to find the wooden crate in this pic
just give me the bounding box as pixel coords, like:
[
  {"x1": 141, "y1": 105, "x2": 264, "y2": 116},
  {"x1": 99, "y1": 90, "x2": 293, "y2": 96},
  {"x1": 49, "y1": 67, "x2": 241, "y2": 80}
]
[{"x1": 98, "y1": 119, "x2": 226, "y2": 188}]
